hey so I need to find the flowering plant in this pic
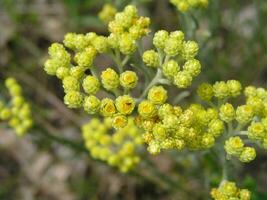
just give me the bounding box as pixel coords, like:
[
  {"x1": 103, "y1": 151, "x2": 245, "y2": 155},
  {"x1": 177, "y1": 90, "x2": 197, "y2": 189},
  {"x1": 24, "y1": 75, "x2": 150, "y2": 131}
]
[{"x1": 36, "y1": 3, "x2": 267, "y2": 199}]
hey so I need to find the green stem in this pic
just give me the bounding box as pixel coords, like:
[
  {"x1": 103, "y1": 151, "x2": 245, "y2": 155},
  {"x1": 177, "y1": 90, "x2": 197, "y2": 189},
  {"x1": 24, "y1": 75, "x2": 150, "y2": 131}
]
[
  {"x1": 138, "y1": 68, "x2": 163, "y2": 100},
  {"x1": 172, "y1": 91, "x2": 190, "y2": 104},
  {"x1": 110, "y1": 50, "x2": 129, "y2": 74}
]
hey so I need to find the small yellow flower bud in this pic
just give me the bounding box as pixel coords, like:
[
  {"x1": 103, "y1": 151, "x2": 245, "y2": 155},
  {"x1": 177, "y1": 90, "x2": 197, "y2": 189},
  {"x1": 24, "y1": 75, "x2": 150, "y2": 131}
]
[
  {"x1": 183, "y1": 59, "x2": 201, "y2": 77},
  {"x1": 115, "y1": 95, "x2": 135, "y2": 115},
  {"x1": 224, "y1": 136, "x2": 244, "y2": 157},
  {"x1": 202, "y1": 133, "x2": 215, "y2": 148},
  {"x1": 182, "y1": 41, "x2": 199, "y2": 60},
  {"x1": 236, "y1": 105, "x2": 254, "y2": 124},
  {"x1": 153, "y1": 30, "x2": 169, "y2": 50},
  {"x1": 239, "y1": 189, "x2": 251, "y2": 200},
  {"x1": 208, "y1": 119, "x2": 224, "y2": 137},
  {"x1": 248, "y1": 122, "x2": 265, "y2": 141},
  {"x1": 174, "y1": 71, "x2": 192, "y2": 88},
  {"x1": 119, "y1": 71, "x2": 138, "y2": 89},
  {"x1": 100, "y1": 98, "x2": 117, "y2": 117},
  {"x1": 197, "y1": 83, "x2": 214, "y2": 101},
  {"x1": 142, "y1": 50, "x2": 160, "y2": 67},
  {"x1": 101, "y1": 68, "x2": 120, "y2": 91},
  {"x1": 119, "y1": 34, "x2": 136, "y2": 55},
  {"x1": 162, "y1": 60, "x2": 180, "y2": 79},
  {"x1": 164, "y1": 37, "x2": 183, "y2": 57},
  {"x1": 82, "y1": 75, "x2": 100, "y2": 95},
  {"x1": 44, "y1": 59, "x2": 61, "y2": 76},
  {"x1": 92, "y1": 36, "x2": 109, "y2": 53},
  {"x1": 158, "y1": 103, "x2": 174, "y2": 119},
  {"x1": 244, "y1": 86, "x2": 257, "y2": 97},
  {"x1": 0, "y1": 108, "x2": 11, "y2": 120},
  {"x1": 64, "y1": 91, "x2": 84, "y2": 108},
  {"x1": 227, "y1": 80, "x2": 242, "y2": 97},
  {"x1": 138, "y1": 100, "x2": 157, "y2": 119},
  {"x1": 74, "y1": 46, "x2": 97, "y2": 67},
  {"x1": 112, "y1": 114, "x2": 128, "y2": 129},
  {"x1": 83, "y1": 95, "x2": 100, "y2": 114},
  {"x1": 213, "y1": 81, "x2": 229, "y2": 99},
  {"x1": 219, "y1": 103, "x2": 235, "y2": 123},
  {"x1": 98, "y1": 4, "x2": 117, "y2": 24},
  {"x1": 239, "y1": 147, "x2": 256, "y2": 163},
  {"x1": 147, "y1": 86, "x2": 167, "y2": 105},
  {"x1": 56, "y1": 67, "x2": 70, "y2": 79},
  {"x1": 62, "y1": 76, "x2": 80, "y2": 92}
]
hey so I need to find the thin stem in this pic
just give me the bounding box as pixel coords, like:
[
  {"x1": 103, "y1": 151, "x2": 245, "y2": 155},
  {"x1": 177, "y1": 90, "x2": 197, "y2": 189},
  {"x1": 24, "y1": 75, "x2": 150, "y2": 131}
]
[
  {"x1": 109, "y1": 50, "x2": 127, "y2": 73},
  {"x1": 138, "y1": 68, "x2": 163, "y2": 100},
  {"x1": 227, "y1": 122, "x2": 233, "y2": 135},
  {"x1": 90, "y1": 65, "x2": 99, "y2": 77},
  {"x1": 172, "y1": 91, "x2": 190, "y2": 104}
]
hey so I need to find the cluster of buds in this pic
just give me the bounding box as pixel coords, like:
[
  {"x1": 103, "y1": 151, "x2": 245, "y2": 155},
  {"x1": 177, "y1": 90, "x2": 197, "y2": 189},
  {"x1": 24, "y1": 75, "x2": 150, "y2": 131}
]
[
  {"x1": 170, "y1": 0, "x2": 209, "y2": 12},
  {"x1": 198, "y1": 81, "x2": 267, "y2": 163},
  {"x1": 138, "y1": 101, "x2": 224, "y2": 154},
  {"x1": 43, "y1": 4, "x2": 203, "y2": 169},
  {"x1": 224, "y1": 136, "x2": 256, "y2": 163},
  {"x1": 98, "y1": 4, "x2": 117, "y2": 24},
  {"x1": 0, "y1": 78, "x2": 33, "y2": 136},
  {"x1": 82, "y1": 117, "x2": 142, "y2": 172},
  {"x1": 211, "y1": 181, "x2": 251, "y2": 200},
  {"x1": 108, "y1": 5, "x2": 150, "y2": 55},
  {"x1": 143, "y1": 29, "x2": 201, "y2": 88},
  {"x1": 43, "y1": 6, "x2": 267, "y2": 191},
  {"x1": 43, "y1": 5, "x2": 151, "y2": 170}
]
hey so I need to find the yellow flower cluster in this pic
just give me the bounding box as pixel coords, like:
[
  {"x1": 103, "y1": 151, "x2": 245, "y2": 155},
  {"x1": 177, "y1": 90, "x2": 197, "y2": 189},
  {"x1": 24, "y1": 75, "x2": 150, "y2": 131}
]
[
  {"x1": 198, "y1": 80, "x2": 242, "y2": 102},
  {"x1": 211, "y1": 181, "x2": 251, "y2": 200},
  {"x1": 245, "y1": 87, "x2": 267, "y2": 148},
  {"x1": 43, "y1": 5, "x2": 267, "y2": 185},
  {"x1": 44, "y1": 5, "x2": 150, "y2": 133},
  {"x1": 98, "y1": 4, "x2": 117, "y2": 24},
  {"x1": 43, "y1": 4, "x2": 207, "y2": 171},
  {"x1": 197, "y1": 81, "x2": 267, "y2": 163},
  {"x1": 82, "y1": 117, "x2": 142, "y2": 172},
  {"x1": 143, "y1": 29, "x2": 201, "y2": 88},
  {"x1": 108, "y1": 5, "x2": 150, "y2": 55},
  {"x1": 170, "y1": 0, "x2": 209, "y2": 12},
  {"x1": 137, "y1": 101, "x2": 224, "y2": 154},
  {"x1": 224, "y1": 136, "x2": 256, "y2": 163},
  {"x1": 0, "y1": 78, "x2": 33, "y2": 136}
]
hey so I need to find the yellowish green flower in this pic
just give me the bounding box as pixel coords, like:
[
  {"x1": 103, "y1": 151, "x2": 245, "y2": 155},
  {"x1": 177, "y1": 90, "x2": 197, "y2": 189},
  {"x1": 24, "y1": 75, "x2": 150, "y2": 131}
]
[
  {"x1": 83, "y1": 95, "x2": 101, "y2": 114},
  {"x1": 224, "y1": 136, "x2": 244, "y2": 157},
  {"x1": 64, "y1": 91, "x2": 84, "y2": 108},
  {"x1": 227, "y1": 80, "x2": 242, "y2": 97},
  {"x1": 142, "y1": 50, "x2": 160, "y2": 67},
  {"x1": 98, "y1": 4, "x2": 117, "y2": 24},
  {"x1": 138, "y1": 100, "x2": 157, "y2": 119},
  {"x1": 101, "y1": 68, "x2": 120, "y2": 91},
  {"x1": 219, "y1": 103, "x2": 235, "y2": 123},
  {"x1": 248, "y1": 122, "x2": 265, "y2": 141},
  {"x1": 115, "y1": 95, "x2": 135, "y2": 115},
  {"x1": 119, "y1": 71, "x2": 138, "y2": 89},
  {"x1": 82, "y1": 75, "x2": 100, "y2": 95},
  {"x1": 100, "y1": 98, "x2": 117, "y2": 117},
  {"x1": 1, "y1": 78, "x2": 33, "y2": 136},
  {"x1": 236, "y1": 105, "x2": 254, "y2": 124},
  {"x1": 197, "y1": 83, "x2": 214, "y2": 101},
  {"x1": 147, "y1": 86, "x2": 167, "y2": 105},
  {"x1": 112, "y1": 114, "x2": 128, "y2": 129},
  {"x1": 174, "y1": 71, "x2": 192, "y2": 88},
  {"x1": 153, "y1": 30, "x2": 169, "y2": 50},
  {"x1": 213, "y1": 81, "x2": 229, "y2": 99},
  {"x1": 239, "y1": 147, "x2": 256, "y2": 163},
  {"x1": 62, "y1": 76, "x2": 80, "y2": 92},
  {"x1": 162, "y1": 60, "x2": 180, "y2": 79}
]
